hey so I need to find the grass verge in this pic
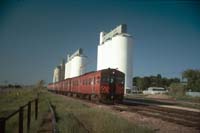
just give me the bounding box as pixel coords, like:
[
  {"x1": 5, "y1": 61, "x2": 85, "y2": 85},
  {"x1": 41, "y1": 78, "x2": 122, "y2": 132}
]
[
  {"x1": 125, "y1": 94, "x2": 200, "y2": 109},
  {"x1": 43, "y1": 91, "x2": 154, "y2": 133},
  {"x1": 0, "y1": 89, "x2": 154, "y2": 133},
  {"x1": 0, "y1": 88, "x2": 49, "y2": 133}
]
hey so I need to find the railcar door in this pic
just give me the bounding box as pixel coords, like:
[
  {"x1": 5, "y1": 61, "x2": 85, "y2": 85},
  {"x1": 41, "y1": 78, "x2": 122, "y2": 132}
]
[{"x1": 109, "y1": 70, "x2": 116, "y2": 100}]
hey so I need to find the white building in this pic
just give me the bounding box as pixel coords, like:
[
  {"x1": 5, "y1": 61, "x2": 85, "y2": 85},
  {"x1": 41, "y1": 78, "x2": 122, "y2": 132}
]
[
  {"x1": 53, "y1": 59, "x2": 65, "y2": 83},
  {"x1": 65, "y1": 48, "x2": 87, "y2": 79},
  {"x1": 97, "y1": 24, "x2": 133, "y2": 94},
  {"x1": 53, "y1": 66, "x2": 61, "y2": 83},
  {"x1": 143, "y1": 87, "x2": 168, "y2": 95}
]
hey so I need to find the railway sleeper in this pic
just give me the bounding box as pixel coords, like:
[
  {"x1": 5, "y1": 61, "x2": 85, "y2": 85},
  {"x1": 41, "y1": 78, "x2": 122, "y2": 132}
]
[
  {"x1": 129, "y1": 106, "x2": 200, "y2": 122},
  {"x1": 137, "y1": 111, "x2": 200, "y2": 129},
  {"x1": 149, "y1": 106, "x2": 200, "y2": 118}
]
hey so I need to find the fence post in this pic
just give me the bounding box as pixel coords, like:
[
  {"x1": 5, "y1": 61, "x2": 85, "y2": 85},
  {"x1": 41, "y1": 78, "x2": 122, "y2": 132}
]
[
  {"x1": 27, "y1": 101, "x2": 31, "y2": 132},
  {"x1": 35, "y1": 99, "x2": 38, "y2": 120},
  {"x1": 0, "y1": 117, "x2": 6, "y2": 133},
  {"x1": 19, "y1": 107, "x2": 23, "y2": 133}
]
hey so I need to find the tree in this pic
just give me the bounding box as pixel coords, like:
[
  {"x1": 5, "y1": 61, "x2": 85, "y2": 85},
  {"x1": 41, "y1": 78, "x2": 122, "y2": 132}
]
[
  {"x1": 133, "y1": 76, "x2": 139, "y2": 86},
  {"x1": 156, "y1": 74, "x2": 162, "y2": 87},
  {"x1": 133, "y1": 74, "x2": 181, "y2": 90},
  {"x1": 136, "y1": 77, "x2": 150, "y2": 91},
  {"x1": 36, "y1": 80, "x2": 45, "y2": 89},
  {"x1": 182, "y1": 69, "x2": 200, "y2": 92},
  {"x1": 169, "y1": 83, "x2": 186, "y2": 96}
]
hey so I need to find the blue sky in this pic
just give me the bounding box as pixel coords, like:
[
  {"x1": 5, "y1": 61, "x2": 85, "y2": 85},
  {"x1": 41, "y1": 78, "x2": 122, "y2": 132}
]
[{"x1": 0, "y1": 0, "x2": 199, "y2": 84}]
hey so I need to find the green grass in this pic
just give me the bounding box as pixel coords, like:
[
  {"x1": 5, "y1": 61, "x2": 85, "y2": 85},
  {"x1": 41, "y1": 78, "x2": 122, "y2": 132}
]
[
  {"x1": 0, "y1": 88, "x2": 49, "y2": 133},
  {"x1": 125, "y1": 94, "x2": 200, "y2": 109},
  {"x1": 168, "y1": 94, "x2": 200, "y2": 109},
  {"x1": 43, "y1": 91, "x2": 154, "y2": 133},
  {"x1": 169, "y1": 94, "x2": 200, "y2": 102},
  {"x1": 0, "y1": 89, "x2": 154, "y2": 133}
]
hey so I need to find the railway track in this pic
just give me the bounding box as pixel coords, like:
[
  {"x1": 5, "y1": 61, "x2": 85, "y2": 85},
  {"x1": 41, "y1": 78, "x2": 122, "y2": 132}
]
[
  {"x1": 113, "y1": 101, "x2": 200, "y2": 129},
  {"x1": 53, "y1": 92, "x2": 200, "y2": 130}
]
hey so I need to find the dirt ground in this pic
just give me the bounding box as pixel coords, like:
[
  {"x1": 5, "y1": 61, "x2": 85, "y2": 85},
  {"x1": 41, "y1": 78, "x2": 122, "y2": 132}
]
[
  {"x1": 37, "y1": 112, "x2": 53, "y2": 133},
  {"x1": 61, "y1": 95, "x2": 199, "y2": 133},
  {"x1": 145, "y1": 94, "x2": 173, "y2": 99}
]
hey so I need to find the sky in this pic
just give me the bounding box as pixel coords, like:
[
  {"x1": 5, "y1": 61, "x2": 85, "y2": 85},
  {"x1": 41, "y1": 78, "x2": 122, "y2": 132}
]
[{"x1": 0, "y1": 0, "x2": 199, "y2": 85}]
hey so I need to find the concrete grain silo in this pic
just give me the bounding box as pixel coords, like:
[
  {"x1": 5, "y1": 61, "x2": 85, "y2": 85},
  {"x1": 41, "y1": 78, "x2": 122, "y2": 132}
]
[
  {"x1": 60, "y1": 59, "x2": 65, "y2": 80},
  {"x1": 53, "y1": 59, "x2": 65, "y2": 83},
  {"x1": 65, "y1": 48, "x2": 87, "y2": 79},
  {"x1": 53, "y1": 66, "x2": 61, "y2": 83},
  {"x1": 97, "y1": 24, "x2": 133, "y2": 94},
  {"x1": 65, "y1": 54, "x2": 71, "y2": 79},
  {"x1": 70, "y1": 56, "x2": 86, "y2": 77}
]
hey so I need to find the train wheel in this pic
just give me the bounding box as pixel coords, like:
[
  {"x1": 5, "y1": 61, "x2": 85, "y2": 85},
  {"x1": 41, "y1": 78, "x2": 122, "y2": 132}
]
[{"x1": 88, "y1": 95, "x2": 91, "y2": 100}]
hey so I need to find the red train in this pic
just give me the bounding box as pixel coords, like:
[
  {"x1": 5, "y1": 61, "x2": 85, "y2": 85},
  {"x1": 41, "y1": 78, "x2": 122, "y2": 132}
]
[{"x1": 48, "y1": 68, "x2": 125, "y2": 103}]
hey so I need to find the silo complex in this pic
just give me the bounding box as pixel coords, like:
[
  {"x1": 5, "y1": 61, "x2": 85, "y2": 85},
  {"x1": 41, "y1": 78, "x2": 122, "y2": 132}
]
[
  {"x1": 53, "y1": 66, "x2": 61, "y2": 83},
  {"x1": 53, "y1": 60, "x2": 65, "y2": 83},
  {"x1": 97, "y1": 24, "x2": 133, "y2": 94},
  {"x1": 65, "y1": 48, "x2": 87, "y2": 79}
]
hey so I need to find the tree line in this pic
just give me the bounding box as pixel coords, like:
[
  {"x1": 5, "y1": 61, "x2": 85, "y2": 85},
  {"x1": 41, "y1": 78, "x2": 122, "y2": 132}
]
[
  {"x1": 133, "y1": 74, "x2": 180, "y2": 91},
  {"x1": 0, "y1": 84, "x2": 22, "y2": 89},
  {"x1": 133, "y1": 69, "x2": 200, "y2": 92},
  {"x1": 182, "y1": 69, "x2": 200, "y2": 92}
]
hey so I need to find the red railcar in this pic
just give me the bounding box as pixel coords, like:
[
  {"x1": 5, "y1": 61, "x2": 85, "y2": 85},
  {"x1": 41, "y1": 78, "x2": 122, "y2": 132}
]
[{"x1": 48, "y1": 68, "x2": 124, "y2": 102}]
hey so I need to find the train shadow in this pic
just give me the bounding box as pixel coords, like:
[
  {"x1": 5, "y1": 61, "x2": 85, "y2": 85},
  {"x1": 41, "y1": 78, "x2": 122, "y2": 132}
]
[{"x1": 123, "y1": 98, "x2": 177, "y2": 106}]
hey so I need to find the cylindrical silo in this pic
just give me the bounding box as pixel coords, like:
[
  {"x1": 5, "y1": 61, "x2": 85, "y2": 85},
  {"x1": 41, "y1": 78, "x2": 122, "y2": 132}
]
[
  {"x1": 53, "y1": 66, "x2": 61, "y2": 83},
  {"x1": 65, "y1": 61, "x2": 71, "y2": 79},
  {"x1": 70, "y1": 55, "x2": 86, "y2": 77},
  {"x1": 112, "y1": 34, "x2": 133, "y2": 93},
  {"x1": 97, "y1": 24, "x2": 133, "y2": 94},
  {"x1": 97, "y1": 39, "x2": 113, "y2": 70},
  {"x1": 65, "y1": 49, "x2": 87, "y2": 79}
]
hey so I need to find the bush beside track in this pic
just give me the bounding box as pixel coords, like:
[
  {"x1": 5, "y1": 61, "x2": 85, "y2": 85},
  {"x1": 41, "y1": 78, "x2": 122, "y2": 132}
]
[
  {"x1": 0, "y1": 88, "x2": 153, "y2": 133},
  {"x1": 0, "y1": 88, "x2": 49, "y2": 133},
  {"x1": 44, "y1": 91, "x2": 153, "y2": 133}
]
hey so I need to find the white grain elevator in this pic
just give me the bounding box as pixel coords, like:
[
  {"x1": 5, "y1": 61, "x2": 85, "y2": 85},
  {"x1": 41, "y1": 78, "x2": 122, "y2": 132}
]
[
  {"x1": 65, "y1": 48, "x2": 87, "y2": 79},
  {"x1": 97, "y1": 24, "x2": 133, "y2": 94}
]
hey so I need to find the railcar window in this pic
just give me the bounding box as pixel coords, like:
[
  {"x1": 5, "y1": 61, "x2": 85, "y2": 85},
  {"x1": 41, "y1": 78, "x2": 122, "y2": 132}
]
[
  {"x1": 97, "y1": 77, "x2": 100, "y2": 84},
  {"x1": 116, "y1": 77, "x2": 124, "y2": 83},
  {"x1": 110, "y1": 78, "x2": 114, "y2": 83},
  {"x1": 89, "y1": 78, "x2": 91, "y2": 85},
  {"x1": 101, "y1": 76, "x2": 109, "y2": 83},
  {"x1": 94, "y1": 77, "x2": 96, "y2": 84}
]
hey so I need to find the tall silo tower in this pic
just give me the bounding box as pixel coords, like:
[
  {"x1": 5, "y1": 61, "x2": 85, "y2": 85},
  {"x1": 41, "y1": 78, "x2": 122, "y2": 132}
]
[
  {"x1": 97, "y1": 24, "x2": 133, "y2": 94},
  {"x1": 53, "y1": 59, "x2": 65, "y2": 83},
  {"x1": 65, "y1": 48, "x2": 87, "y2": 79},
  {"x1": 53, "y1": 66, "x2": 61, "y2": 83},
  {"x1": 60, "y1": 59, "x2": 65, "y2": 80}
]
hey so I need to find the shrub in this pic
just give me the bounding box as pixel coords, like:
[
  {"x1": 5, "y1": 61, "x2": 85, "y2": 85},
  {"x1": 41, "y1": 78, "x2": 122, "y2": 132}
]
[{"x1": 169, "y1": 83, "x2": 186, "y2": 96}]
